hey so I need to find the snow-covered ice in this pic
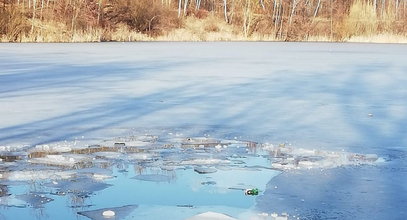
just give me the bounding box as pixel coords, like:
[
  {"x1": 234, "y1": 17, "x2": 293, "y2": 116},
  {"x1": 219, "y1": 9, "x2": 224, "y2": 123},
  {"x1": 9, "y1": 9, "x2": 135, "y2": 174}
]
[{"x1": 0, "y1": 42, "x2": 406, "y2": 220}]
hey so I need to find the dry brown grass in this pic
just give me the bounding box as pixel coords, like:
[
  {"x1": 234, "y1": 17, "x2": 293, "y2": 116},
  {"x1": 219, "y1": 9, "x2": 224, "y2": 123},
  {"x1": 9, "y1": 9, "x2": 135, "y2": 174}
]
[
  {"x1": 155, "y1": 15, "x2": 277, "y2": 41},
  {"x1": 0, "y1": 6, "x2": 29, "y2": 42},
  {"x1": 341, "y1": 0, "x2": 379, "y2": 38},
  {"x1": 347, "y1": 33, "x2": 407, "y2": 43},
  {"x1": 1, "y1": 0, "x2": 406, "y2": 43},
  {"x1": 109, "y1": 23, "x2": 151, "y2": 41}
]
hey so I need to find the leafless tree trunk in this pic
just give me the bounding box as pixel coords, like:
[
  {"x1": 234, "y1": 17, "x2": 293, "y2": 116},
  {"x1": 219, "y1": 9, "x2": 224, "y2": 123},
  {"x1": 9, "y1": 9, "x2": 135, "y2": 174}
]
[
  {"x1": 243, "y1": 0, "x2": 251, "y2": 37},
  {"x1": 381, "y1": 0, "x2": 386, "y2": 17},
  {"x1": 30, "y1": 0, "x2": 36, "y2": 33},
  {"x1": 395, "y1": 0, "x2": 400, "y2": 18},
  {"x1": 97, "y1": 0, "x2": 102, "y2": 25},
  {"x1": 195, "y1": 0, "x2": 201, "y2": 10},
  {"x1": 278, "y1": 4, "x2": 284, "y2": 40},
  {"x1": 223, "y1": 0, "x2": 228, "y2": 22},
  {"x1": 259, "y1": 0, "x2": 265, "y2": 10},
  {"x1": 313, "y1": 0, "x2": 321, "y2": 18},
  {"x1": 330, "y1": 0, "x2": 333, "y2": 41},
  {"x1": 178, "y1": 0, "x2": 182, "y2": 17},
  {"x1": 40, "y1": 0, "x2": 44, "y2": 20},
  {"x1": 373, "y1": 0, "x2": 377, "y2": 14},
  {"x1": 183, "y1": 0, "x2": 188, "y2": 15},
  {"x1": 273, "y1": 0, "x2": 277, "y2": 21},
  {"x1": 288, "y1": 0, "x2": 298, "y2": 26}
]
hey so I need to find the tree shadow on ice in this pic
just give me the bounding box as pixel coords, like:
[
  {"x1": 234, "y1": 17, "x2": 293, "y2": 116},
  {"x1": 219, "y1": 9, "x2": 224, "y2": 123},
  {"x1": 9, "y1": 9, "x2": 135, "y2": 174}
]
[{"x1": 256, "y1": 62, "x2": 407, "y2": 219}]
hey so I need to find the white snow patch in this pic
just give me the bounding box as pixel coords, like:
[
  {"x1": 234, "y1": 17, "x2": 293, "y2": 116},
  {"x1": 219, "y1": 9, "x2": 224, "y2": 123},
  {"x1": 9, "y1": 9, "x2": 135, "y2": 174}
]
[
  {"x1": 180, "y1": 158, "x2": 230, "y2": 165},
  {"x1": 33, "y1": 144, "x2": 72, "y2": 153},
  {"x1": 93, "y1": 173, "x2": 114, "y2": 181},
  {"x1": 29, "y1": 154, "x2": 90, "y2": 167},
  {"x1": 4, "y1": 170, "x2": 75, "y2": 181},
  {"x1": 186, "y1": 211, "x2": 237, "y2": 220}
]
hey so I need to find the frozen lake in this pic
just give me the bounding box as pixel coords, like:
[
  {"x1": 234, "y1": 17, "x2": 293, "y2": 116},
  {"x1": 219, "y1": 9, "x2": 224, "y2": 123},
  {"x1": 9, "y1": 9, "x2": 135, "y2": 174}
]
[{"x1": 0, "y1": 42, "x2": 406, "y2": 219}]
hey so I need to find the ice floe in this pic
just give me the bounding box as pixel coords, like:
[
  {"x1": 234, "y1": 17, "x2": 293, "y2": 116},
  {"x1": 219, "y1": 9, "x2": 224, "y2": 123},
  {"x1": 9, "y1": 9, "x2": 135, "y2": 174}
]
[
  {"x1": 2, "y1": 170, "x2": 75, "y2": 181},
  {"x1": 194, "y1": 166, "x2": 217, "y2": 174},
  {"x1": 262, "y1": 143, "x2": 380, "y2": 170},
  {"x1": 180, "y1": 159, "x2": 230, "y2": 166},
  {"x1": 78, "y1": 205, "x2": 138, "y2": 220},
  {"x1": 28, "y1": 154, "x2": 91, "y2": 167}
]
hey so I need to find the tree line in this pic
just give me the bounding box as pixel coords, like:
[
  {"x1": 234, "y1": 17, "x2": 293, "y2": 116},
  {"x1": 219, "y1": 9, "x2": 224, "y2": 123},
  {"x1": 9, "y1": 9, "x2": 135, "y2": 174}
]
[{"x1": 1, "y1": 0, "x2": 406, "y2": 42}]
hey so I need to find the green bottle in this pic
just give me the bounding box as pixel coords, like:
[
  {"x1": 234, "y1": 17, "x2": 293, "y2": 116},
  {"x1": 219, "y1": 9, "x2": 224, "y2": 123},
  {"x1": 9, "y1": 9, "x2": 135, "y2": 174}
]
[{"x1": 245, "y1": 188, "x2": 259, "y2": 196}]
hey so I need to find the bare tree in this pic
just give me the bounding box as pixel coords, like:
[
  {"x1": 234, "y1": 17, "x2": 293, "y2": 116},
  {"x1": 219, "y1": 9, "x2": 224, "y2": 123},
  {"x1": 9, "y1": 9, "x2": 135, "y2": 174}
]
[
  {"x1": 183, "y1": 0, "x2": 188, "y2": 15},
  {"x1": 178, "y1": 0, "x2": 182, "y2": 17},
  {"x1": 223, "y1": 0, "x2": 228, "y2": 22}
]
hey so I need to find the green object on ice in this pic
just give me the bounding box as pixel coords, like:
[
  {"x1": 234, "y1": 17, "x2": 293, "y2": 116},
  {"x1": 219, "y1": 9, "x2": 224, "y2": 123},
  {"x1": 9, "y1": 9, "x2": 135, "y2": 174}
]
[
  {"x1": 251, "y1": 188, "x2": 259, "y2": 195},
  {"x1": 245, "y1": 188, "x2": 259, "y2": 195}
]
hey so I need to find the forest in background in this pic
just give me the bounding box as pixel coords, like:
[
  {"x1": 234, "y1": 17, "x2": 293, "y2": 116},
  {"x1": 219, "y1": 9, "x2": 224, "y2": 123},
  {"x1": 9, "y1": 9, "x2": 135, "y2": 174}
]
[{"x1": 1, "y1": 0, "x2": 406, "y2": 42}]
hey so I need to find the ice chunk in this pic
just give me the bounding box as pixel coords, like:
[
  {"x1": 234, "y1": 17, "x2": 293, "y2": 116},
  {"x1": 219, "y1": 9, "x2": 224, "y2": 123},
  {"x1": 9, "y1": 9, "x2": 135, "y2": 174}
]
[
  {"x1": 15, "y1": 193, "x2": 54, "y2": 208},
  {"x1": 48, "y1": 177, "x2": 112, "y2": 194},
  {"x1": 78, "y1": 205, "x2": 138, "y2": 220},
  {"x1": 132, "y1": 174, "x2": 173, "y2": 182},
  {"x1": 29, "y1": 154, "x2": 90, "y2": 167},
  {"x1": 92, "y1": 173, "x2": 114, "y2": 181},
  {"x1": 160, "y1": 165, "x2": 178, "y2": 171},
  {"x1": 93, "y1": 152, "x2": 123, "y2": 159},
  {"x1": 186, "y1": 211, "x2": 237, "y2": 220},
  {"x1": 180, "y1": 158, "x2": 230, "y2": 165},
  {"x1": 194, "y1": 167, "x2": 217, "y2": 174},
  {"x1": 126, "y1": 153, "x2": 155, "y2": 161},
  {"x1": 4, "y1": 170, "x2": 75, "y2": 181},
  {"x1": 181, "y1": 137, "x2": 221, "y2": 148},
  {"x1": 76, "y1": 167, "x2": 113, "y2": 176},
  {"x1": 264, "y1": 143, "x2": 381, "y2": 171},
  {"x1": 0, "y1": 195, "x2": 26, "y2": 207}
]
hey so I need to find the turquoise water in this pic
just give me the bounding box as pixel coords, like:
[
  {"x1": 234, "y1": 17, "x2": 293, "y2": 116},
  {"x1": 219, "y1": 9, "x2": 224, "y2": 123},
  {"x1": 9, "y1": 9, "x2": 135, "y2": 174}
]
[{"x1": 0, "y1": 142, "x2": 279, "y2": 220}]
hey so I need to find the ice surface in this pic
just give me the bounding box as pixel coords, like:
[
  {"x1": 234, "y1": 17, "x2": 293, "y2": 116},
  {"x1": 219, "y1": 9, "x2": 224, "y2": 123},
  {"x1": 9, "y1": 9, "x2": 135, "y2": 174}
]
[
  {"x1": 0, "y1": 43, "x2": 406, "y2": 220},
  {"x1": 1, "y1": 43, "x2": 405, "y2": 152}
]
